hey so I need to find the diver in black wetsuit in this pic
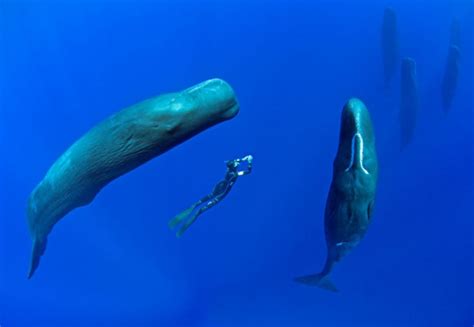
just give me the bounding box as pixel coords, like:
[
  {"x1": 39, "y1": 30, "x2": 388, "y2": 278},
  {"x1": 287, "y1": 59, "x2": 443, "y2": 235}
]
[{"x1": 169, "y1": 155, "x2": 253, "y2": 237}]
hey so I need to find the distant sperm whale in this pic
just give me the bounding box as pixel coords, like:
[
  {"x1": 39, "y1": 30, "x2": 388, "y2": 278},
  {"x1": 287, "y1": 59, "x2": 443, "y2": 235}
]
[
  {"x1": 449, "y1": 17, "x2": 461, "y2": 48},
  {"x1": 400, "y1": 57, "x2": 419, "y2": 149},
  {"x1": 441, "y1": 45, "x2": 460, "y2": 112},
  {"x1": 27, "y1": 78, "x2": 240, "y2": 278},
  {"x1": 295, "y1": 98, "x2": 378, "y2": 292},
  {"x1": 381, "y1": 7, "x2": 399, "y2": 89}
]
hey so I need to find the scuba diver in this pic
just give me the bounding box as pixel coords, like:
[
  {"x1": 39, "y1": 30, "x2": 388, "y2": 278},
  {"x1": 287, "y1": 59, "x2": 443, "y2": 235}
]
[{"x1": 169, "y1": 155, "x2": 253, "y2": 237}]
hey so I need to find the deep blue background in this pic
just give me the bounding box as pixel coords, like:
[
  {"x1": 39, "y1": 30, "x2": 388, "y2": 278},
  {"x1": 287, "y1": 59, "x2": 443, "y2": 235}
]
[{"x1": 0, "y1": 0, "x2": 473, "y2": 326}]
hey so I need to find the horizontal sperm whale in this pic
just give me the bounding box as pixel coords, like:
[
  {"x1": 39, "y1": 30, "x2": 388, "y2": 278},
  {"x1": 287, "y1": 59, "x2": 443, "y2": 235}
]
[
  {"x1": 295, "y1": 98, "x2": 378, "y2": 292},
  {"x1": 27, "y1": 78, "x2": 240, "y2": 278}
]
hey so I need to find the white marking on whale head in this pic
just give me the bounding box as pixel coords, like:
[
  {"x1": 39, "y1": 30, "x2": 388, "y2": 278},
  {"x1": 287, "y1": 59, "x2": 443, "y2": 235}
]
[{"x1": 345, "y1": 132, "x2": 369, "y2": 175}]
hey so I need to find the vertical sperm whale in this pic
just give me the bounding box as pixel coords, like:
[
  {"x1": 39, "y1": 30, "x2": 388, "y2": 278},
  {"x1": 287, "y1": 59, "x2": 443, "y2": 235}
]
[
  {"x1": 295, "y1": 98, "x2": 378, "y2": 292},
  {"x1": 27, "y1": 78, "x2": 239, "y2": 278},
  {"x1": 449, "y1": 17, "x2": 461, "y2": 48},
  {"x1": 381, "y1": 7, "x2": 399, "y2": 89},
  {"x1": 400, "y1": 57, "x2": 419, "y2": 149},
  {"x1": 441, "y1": 45, "x2": 460, "y2": 112}
]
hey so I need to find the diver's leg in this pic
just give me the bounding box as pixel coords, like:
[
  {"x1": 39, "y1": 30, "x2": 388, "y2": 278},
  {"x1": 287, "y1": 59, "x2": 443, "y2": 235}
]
[
  {"x1": 176, "y1": 197, "x2": 221, "y2": 237},
  {"x1": 168, "y1": 195, "x2": 211, "y2": 229}
]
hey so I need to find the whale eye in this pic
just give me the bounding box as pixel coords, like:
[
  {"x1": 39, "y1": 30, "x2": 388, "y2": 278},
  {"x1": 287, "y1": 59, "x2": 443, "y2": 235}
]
[{"x1": 367, "y1": 201, "x2": 374, "y2": 221}]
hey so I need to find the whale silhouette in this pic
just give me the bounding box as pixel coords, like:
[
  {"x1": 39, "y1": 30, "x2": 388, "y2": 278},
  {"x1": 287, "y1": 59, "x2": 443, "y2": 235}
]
[
  {"x1": 400, "y1": 57, "x2": 419, "y2": 149},
  {"x1": 441, "y1": 45, "x2": 460, "y2": 112},
  {"x1": 381, "y1": 7, "x2": 399, "y2": 89}
]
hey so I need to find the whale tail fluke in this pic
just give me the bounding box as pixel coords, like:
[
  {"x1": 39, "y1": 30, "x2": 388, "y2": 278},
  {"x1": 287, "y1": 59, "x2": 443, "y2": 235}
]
[
  {"x1": 27, "y1": 237, "x2": 47, "y2": 279},
  {"x1": 294, "y1": 273, "x2": 339, "y2": 292}
]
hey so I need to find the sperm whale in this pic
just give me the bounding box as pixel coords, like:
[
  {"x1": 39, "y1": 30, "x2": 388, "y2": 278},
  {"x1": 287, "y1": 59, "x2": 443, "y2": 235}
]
[
  {"x1": 400, "y1": 57, "x2": 419, "y2": 149},
  {"x1": 295, "y1": 98, "x2": 378, "y2": 292},
  {"x1": 27, "y1": 78, "x2": 239, "y2": 278}
]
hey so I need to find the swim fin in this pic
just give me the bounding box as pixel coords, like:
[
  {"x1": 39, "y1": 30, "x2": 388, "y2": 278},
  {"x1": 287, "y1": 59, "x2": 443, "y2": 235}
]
[
  {"x1": 175, "y1": 213, "x2": 199, "y2": 238},
  {"x1": 168, "y1": 206, "x2": 195, "y2": 229}
]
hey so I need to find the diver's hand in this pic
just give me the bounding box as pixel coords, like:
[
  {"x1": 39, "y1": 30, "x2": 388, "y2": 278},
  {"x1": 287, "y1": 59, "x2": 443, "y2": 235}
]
[
  {"x1": 237, "y1": 155, "x2": 253, "y2": 176},
  {"x1": 242, "y1": 155, "x2": 253, "y2": 163}
]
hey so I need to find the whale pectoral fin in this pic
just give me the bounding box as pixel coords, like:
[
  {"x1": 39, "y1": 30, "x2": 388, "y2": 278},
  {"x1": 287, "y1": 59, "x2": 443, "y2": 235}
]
[
  {"x1": 27, "y1": 237, "x2": 48, "y2": 279},
  {"x1": 294, "y1": 273, "x2": 339, "y2": 292}
]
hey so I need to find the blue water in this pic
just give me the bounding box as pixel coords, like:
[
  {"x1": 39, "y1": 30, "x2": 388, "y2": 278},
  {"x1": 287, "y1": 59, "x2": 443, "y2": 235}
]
[{"x1": 0, "y1": 0, "x2": 473, "y2": 326}]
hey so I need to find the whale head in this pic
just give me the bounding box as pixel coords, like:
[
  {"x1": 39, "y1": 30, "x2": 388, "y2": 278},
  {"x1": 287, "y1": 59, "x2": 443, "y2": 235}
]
[
  {"x1": 156, "y1": 78, "x2": 239, "y2": 141},
  {"x1": 181, "y1": 78, "x2": 239, "y2": 125},
  {"x1": 335, "y1": 98, "x2": 377, "y2": 176}
]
